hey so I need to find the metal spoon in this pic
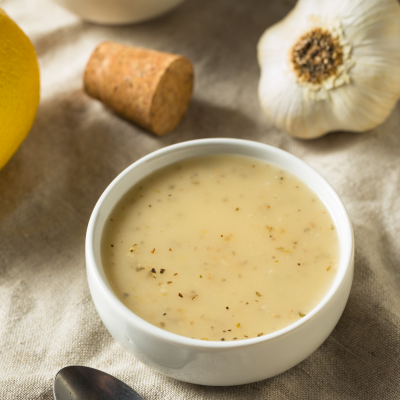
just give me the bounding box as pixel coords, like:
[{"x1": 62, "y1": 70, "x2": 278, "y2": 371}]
[{"x1": 53, "y1": 366, "x2": 145, "y2": 400}]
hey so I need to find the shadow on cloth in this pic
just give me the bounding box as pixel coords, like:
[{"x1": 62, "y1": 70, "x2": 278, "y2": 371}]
[
  {"x1": 0, "y1": 90, "x2": 256, "y2": 266},
  {"x1": 160, "y1": 98, "x2": 261, "y2": 144}
]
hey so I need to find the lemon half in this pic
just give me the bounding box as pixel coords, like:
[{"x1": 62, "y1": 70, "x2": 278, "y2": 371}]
[{"x1": 0, "y1": 8, "x2": 40, "y2": 170}]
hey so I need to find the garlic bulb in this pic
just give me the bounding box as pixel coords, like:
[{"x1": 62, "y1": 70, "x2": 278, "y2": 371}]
[{"x1": 257, "y1": 0, "x2": 400, "y2": 139}]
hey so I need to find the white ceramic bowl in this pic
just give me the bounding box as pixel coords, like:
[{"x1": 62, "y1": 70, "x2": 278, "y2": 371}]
[
  {"x1": 85, "y1": 138, "x2": 354, "y2": 386},
  {"x1": 50, "y1": 0, "x2": 186, "y2": 25}
]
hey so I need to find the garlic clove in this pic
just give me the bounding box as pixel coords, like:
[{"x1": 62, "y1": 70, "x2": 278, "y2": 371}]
[{"x1": 258, "y1": 0, "x2": 400, "y2": 139}]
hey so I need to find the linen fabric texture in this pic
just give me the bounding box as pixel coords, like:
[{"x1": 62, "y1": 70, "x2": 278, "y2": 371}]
[{"x1": 0, "y1": 0, "x2": 399, "y2": 398}]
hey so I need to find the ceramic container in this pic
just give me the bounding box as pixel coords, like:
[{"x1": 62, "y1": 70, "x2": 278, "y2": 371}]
[
  {"x1": 85, "y1": 138, "x2": 354, "y2": 386},
  {"x1": 50, "y1": 0, "x2": 186, "y2": 25}
]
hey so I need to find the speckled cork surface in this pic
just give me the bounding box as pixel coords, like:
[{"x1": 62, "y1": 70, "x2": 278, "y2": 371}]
[
  {"x1": 84, "y1": 42, "x2": 193, "y2": 135},
  {"x1": 0, "y1": 0, "x2": 400, "y2": 399}
]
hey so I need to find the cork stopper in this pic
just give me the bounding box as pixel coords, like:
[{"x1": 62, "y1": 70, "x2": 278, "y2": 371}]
[{"x1": 84, "y1": 41, "x2": 194, "y2": 135}]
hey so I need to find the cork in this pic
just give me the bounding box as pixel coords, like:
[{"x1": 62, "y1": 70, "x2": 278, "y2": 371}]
[{"x1": 83, "y1": 41, "x2": 194, "y2": 135}]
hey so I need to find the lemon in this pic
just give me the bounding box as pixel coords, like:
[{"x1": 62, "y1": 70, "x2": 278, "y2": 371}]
[{"x1": 0, "y1": 8, "x2": 40, "y2": 170}]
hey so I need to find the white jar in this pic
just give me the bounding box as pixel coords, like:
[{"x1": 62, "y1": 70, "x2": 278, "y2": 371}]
[{"x1": 50, "y1": 0, "x2": 186, "y2": 25}]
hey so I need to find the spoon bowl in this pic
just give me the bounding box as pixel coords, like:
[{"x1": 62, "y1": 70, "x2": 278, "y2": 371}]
[{"x1": 53, "y1": 366, "x2": 144, "y2": 400}]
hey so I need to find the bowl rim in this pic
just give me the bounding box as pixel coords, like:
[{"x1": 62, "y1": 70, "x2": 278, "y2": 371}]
[{"x1": 86, "y1": 138, "x2": 354, "y2": 349}]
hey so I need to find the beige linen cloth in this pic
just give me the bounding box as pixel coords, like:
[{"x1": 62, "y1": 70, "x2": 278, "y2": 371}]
[{"x1": 1, "y1": 0, "x2": 400, "y2": 398}]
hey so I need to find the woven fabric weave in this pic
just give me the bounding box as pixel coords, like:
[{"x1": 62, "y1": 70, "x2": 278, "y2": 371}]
[{"x1": 0, "y1": 0, "x2": 399, "y2": 398}]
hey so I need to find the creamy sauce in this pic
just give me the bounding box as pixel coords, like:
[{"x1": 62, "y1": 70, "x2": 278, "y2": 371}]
[{"x1": 102, "y1": 155, "x2": 339, "y2": 341}]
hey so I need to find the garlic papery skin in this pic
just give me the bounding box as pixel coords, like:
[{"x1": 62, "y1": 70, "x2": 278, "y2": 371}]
[{"x1": 257, "y1": 0, "x2": 400, "y2": 139}]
